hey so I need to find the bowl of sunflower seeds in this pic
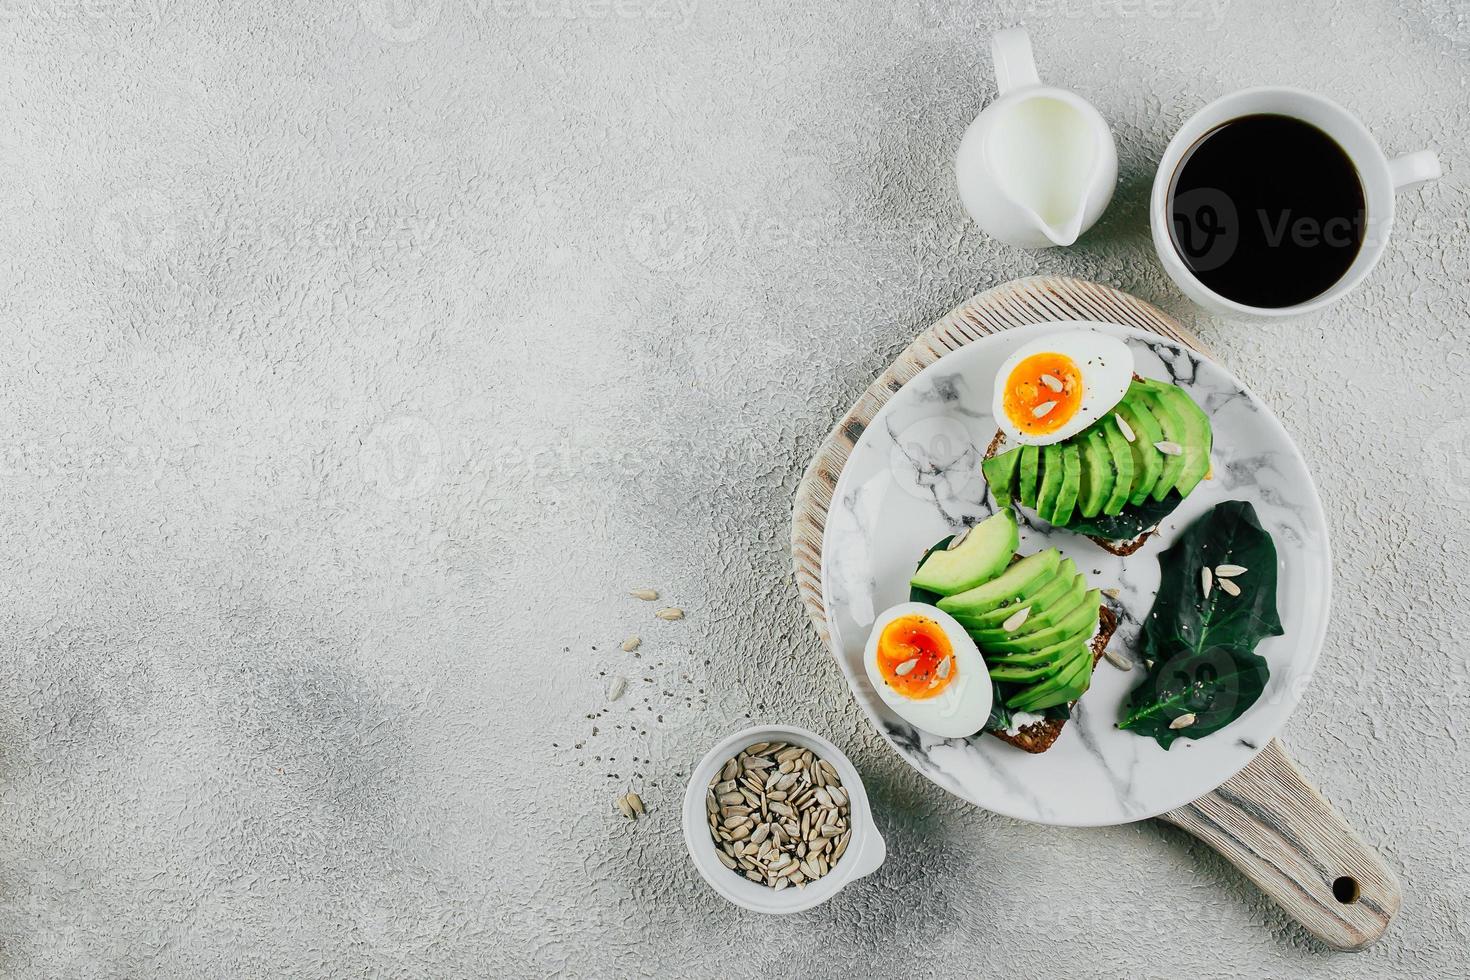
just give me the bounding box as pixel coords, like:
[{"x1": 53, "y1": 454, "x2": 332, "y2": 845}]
[{"x1": 682, "y1": 724, "x2": 886, "y2": 913}]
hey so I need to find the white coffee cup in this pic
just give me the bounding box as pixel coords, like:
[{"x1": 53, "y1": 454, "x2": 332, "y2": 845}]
[{"x1": 1150, "y1": 86, "x2": 1440, "y2": 318}]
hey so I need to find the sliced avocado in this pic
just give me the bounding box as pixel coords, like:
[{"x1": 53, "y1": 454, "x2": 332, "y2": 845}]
[
  {"x1": 1007, "y1": 647, "x2": 1094, "y2": 710},
  {"x1": 1115, "y1": 394, "x2": 1166, "y2": 506},
  {"x1": 982, "y1": 449, "x2": 1023, "y2": 509},
  {"x1": 987, "y1": 633, "x2": 1082, "y2": 667},
  {"x1": 966, "y1": 573, "x2": 1087, "y2": 643},
  {"x1": 937, "y1": 549, "x2": 1060, "y2": 618},
  {"x1": 910, "y1": 509, "x2": 1019, "y2": 596},
  {"x1": 1018, "y1": 445, "x2": 1041, "y2": 509},
  {"x1": 979, "y1": 589, "x2": 1101, "y2": 654},
  {"x1": 987, "y1": 654, "x2": 1070, "y2": 684},
  {"x1": 1034, "y1": 444, "x2": 1064, "y2": 521},
  {"x1": 951, "y1": 558, "x2": 1076, "y2": 629},
  {"x1": 1099, "y1": 419, "x2": 1135, "y2": 516},
  {"x1": 1046, "y1": 442, "x2": 1082, "y2": 526},
  {"x1": 1137, "y1": 386, "x2": 1187, "y2": 502},
  {"x1": 1076, "y1": 430, "x2": 1113, "y2": 519},
  {"x1": 1139, "y1": 379, "x2": 1213, "y2": 498}
]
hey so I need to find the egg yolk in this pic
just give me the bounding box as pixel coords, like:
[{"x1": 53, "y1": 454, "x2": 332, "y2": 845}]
[
  {"x1": 875, "y1": 615, "x2": 957, "y2": 700},
  {"x1": 1002, "y1": 352, "x2": 1085, "y2": 437}
]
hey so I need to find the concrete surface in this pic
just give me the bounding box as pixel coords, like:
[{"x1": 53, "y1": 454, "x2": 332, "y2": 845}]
[{"x1": 0, "y1": 1, "x2": 1466, "y2": 977}]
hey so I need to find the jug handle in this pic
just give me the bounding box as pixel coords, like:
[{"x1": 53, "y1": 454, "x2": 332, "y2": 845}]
[
  {"x1": 1387, "y1": 149, "x2": 1441, "y2": 192},
  {"x1": 992, "y1": 27, "x2": 1040, "y2": 95}
]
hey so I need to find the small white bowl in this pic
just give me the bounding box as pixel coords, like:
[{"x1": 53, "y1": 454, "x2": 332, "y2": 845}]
[{"x1": 682, "y1": 724, "x2": 887, "y2": 913}]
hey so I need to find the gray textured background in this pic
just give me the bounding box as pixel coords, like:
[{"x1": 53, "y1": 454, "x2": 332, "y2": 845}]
[{"x1": 1, "y1": 1, "x2": 1466, "y2": 977}]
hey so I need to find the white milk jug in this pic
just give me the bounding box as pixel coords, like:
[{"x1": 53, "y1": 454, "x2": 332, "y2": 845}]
[{"x1": 955, "y1": 28, "x2": 1118, "y2": 249}]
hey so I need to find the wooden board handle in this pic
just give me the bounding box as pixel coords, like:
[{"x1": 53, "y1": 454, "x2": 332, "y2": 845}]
[{"x1": 1157, "y1": 738, "x2": 1401, "y2": 950}]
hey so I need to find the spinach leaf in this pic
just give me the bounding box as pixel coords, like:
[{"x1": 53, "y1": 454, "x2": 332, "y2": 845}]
[
  {"x1": 1118, "y1": 645, "x2": 1269, "y2": 748},
  {"x1": 1118, "y1": 500, "x2": 1283, "y2": 749},
  {"x1": 1059, "y1": 492, "x2": 1183, "y2": 540},
  {"x1": 1139, "y1": 499, "x2": 1283, "y2": 666}
]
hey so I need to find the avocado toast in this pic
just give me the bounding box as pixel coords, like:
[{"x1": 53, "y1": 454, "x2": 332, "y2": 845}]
[
  {"x1": 982, "y1": 376, "x2": 1213, "y2": 555},
  {"x1": 910, "y1": 509, "x2": 1113, "y2": 753}
]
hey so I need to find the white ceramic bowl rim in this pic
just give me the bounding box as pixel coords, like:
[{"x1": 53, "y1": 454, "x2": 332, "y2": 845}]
[{"x1": 681, "y1": 724, "x2": 887, "y2": 914}]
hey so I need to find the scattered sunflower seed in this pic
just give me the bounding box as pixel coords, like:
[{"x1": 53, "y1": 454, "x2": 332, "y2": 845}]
[
  {"x1": 626, "y1": 792, "x2": 644, "y2": 815},
  {"x1": 621, "y1": 636, "x2": 641, "y2": 652},
  {"x1": 616, "y1": 795, "x2": 635, "y2": 819},
  {"x1": 655, "y1": 607, "x2": 684, "y2": 621},
  {"x1": 1215, "y1": 564, "x2": 1247, "y2": 578},
  {"x1": 1170, "y1": 713, "x2": 1197, "y2": 730},
  {"x1": 1218, "y1": 578, "x2": 1241, "y2": 597},
  {"x1": 1155, "y1": 440, "x2": 1183, "y2": 456},
  {"x1": 936, "y1": 657, "x2": 951, "y2": 679},
  {"x1": 628, "y1": 588, "x2": 659, "y2": 601},
  {"x1": 1201, "y1": 566, "x2": 1213, "y2": 599},
  {"x1": 1032, "y1": 400, "x2": 1058, "y2": 418},
  {"x1": 894, "y1": 658, "x2": 918, "y2": 676},
  {"x1": 1002, "y1": 606, "x2": 1031, "y2": 632},
  {"x1": 1040, "y1": 373, "x2": 1064, "y2": 392},
  {"x1": 946, "y1": 525, "x2": 972, "y2": 551},
  {"x1": 1115, "y1": 413, "x2": 1136, "y2": 442},
  {"x1": 1103, "y1": 647, "x2": 1133, "y2": 671},
  {"x1": 607, "y1": 676, "x2": 627, "y2": 701}
]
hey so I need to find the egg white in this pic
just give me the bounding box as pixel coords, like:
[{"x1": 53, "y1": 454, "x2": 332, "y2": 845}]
[
  {"x1": 992, "y1": 331, "x2": 1135, "y2": 447},
  {"x1": 863, "y1": 602, "x2": 992, "y2": 739}
]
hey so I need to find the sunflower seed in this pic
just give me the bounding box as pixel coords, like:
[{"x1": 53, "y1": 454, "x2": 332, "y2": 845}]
[
  {"x1": 742, "y1": 755, "x2": 775, "y2": 771},
  {"x1": 750, "y1": 823, "x2": 770, "y2": 845},
  {"x1": 1170, "y1": 713, "x2": 1197, "y2": 730},
  {"x1": 827, "y1": 786, "x2": 847, "y2": 807},
  {"x1": 833, "y1": 833, "x2": 850, "y2": 860},
  {"x1": 1155, "y1": 440, "x2": 1183, "y2": 456},
  {"x1": 774, "y1": 877, "x2": 790, "y2": 891},
  {"x1": 1201, "y1": 566, "x2": 1213, "y2": 598},
  {"x1": 1032, "y1": 400, "x2": 1058, "y2": 418},
  {"x1": 716, "y1": 850, "x2": 737, "y2": 870},
  {"x1": 819, "y1": 824, "x2": 841, "y2": 837},
  {"x1": 1218, "y1": 578, "x2": 1241, "y2": 597},
  {"x1": 607, "y1": 677, "x2": 627, "y2": 701},
  {"x1": 655, "y1": 607, "x2": 684, "y2": 621},
  {"x1": 720, "y1": 758, "x2": 738, "y2": 782},
  {"x1": 1040, "y1": 373, "x2": 1064, "y2": 392},
  {"x1": 715, "y1": 779, "x2": 736, "y2": 794},
  {"x1": 775, "y1": 746, "x2": 803, "y2": 764},
  {"x1": 717, "y1": 792, "x2": 743, "y2": 806},
  {"x1": 1102, "y1": 587, "x2": 1121, "y2": 598},
  {"x1": 894, "y1": 658, "x2": 919, "y2": 676},
  {"x1": 946, "y1": 525, "x2": 971, "y2": 551},
  {"x1": 1114, "y1": 413, "x2": 1135, "y2": 442},
  {"x1": 616, "y1": 795, "x2": 634, "y2": 819},
  {"x1": 800, "y1": 859, "x2": 819, "y2": 878},
  {"x1": 1215, "y1": 564, "x2": 1248, "y2": 578},
  {"x1": 628, "y1": 588, "x2": 659, "y2": 601},
  {"x1": 814, "y1": 787, "x2": 834, "y2": 809},
  {"x1": 1103, "y1": 648, "x2": 1133, "y2": 671},
  {"x1": 705, "y1": 795, "x2": 718, "y2": 815},
  {"x1": 936, "y1": 657, "x2": 951, "y2": 679},
  {"x1": 728, "y1": 824, "x2": 751, "y2": 841},
  {"x1": 1002, "y1": 607, "x2": 1031, "y2": 632},
  {"x1": 626, "y1": 792, "x2": 644, "y2": 815},
  {"x1": 620, "y1": 636, "x2": 641, "y2": 652}
]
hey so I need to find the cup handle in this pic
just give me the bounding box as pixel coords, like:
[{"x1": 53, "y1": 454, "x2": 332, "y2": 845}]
[
  {"x1": 848, "y1": 826, "x2": 887, "y2": 880},
  {"x1": 1387, "y1": 149, "x2": 1441, "y2": 191},
  {"x1": 992, "y1": 27, "x2": 1040, "y2": 95}
]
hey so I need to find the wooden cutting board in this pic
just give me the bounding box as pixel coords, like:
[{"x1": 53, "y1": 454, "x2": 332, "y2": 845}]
[{"x1": 790, "y1": 276, "x2": 1400, "y2": 951}]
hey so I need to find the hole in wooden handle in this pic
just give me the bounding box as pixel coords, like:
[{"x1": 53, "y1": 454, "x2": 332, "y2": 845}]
[{"x1": 1332, "y1": 875, "x2": 1361, "y2": 904}]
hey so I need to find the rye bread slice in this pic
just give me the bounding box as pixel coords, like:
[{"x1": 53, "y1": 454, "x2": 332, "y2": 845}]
[
  {"x1": 982, "y1": 429, "x2": 1157, "y2": 556},
  {"x1": 987, "y1": 604, "x2": 1118, "y2": 754}
]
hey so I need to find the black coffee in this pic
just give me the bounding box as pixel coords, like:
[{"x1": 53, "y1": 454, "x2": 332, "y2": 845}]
[{"x1": 1168, "y1": 114, "x2": 1365, "y2": 308}]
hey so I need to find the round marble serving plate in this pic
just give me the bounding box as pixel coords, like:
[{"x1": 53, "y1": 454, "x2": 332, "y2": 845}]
[
  {"x1": 822, "y1": 317, "x2": 1329, "y2": 827},
  {"x1": 791, "y1": 277, "x2": 1400, "y2": 950}
]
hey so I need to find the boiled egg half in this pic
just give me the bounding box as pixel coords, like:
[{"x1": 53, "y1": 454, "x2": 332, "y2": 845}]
[
  {"x1": 993, "y1": 330, "x2": 1134, "y2": 446},
  {"x1": 864, "y1": 603, "x2": 992, "y2": 738}
]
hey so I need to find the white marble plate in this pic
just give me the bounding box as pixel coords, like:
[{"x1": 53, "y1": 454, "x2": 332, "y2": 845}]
[{"x1": 821, "y1": 321, "x2": 1331, "y2": 827}]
